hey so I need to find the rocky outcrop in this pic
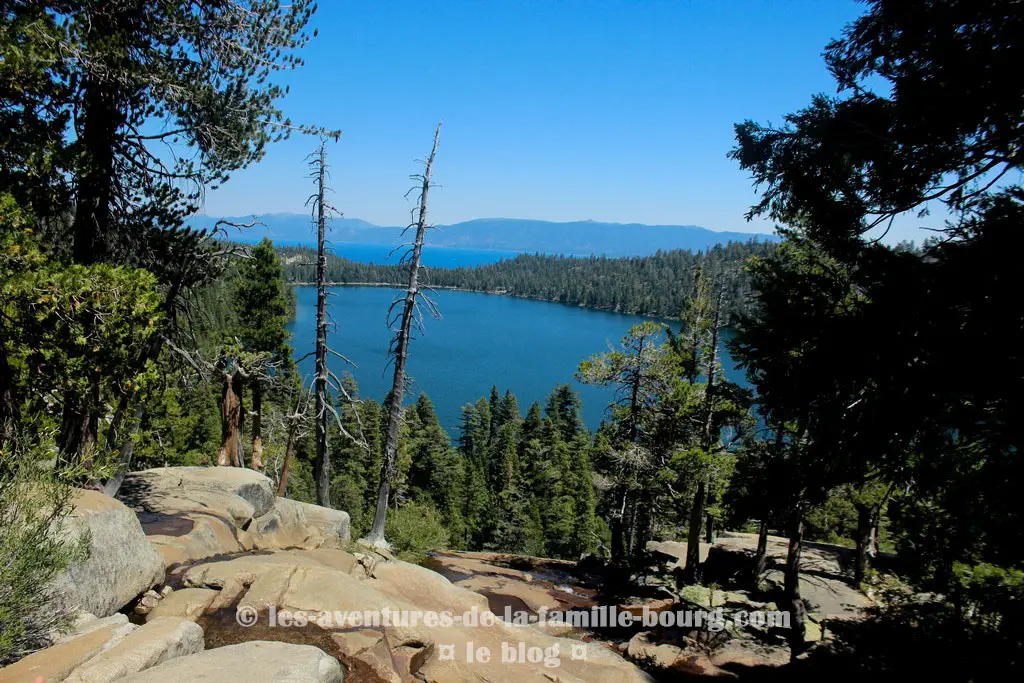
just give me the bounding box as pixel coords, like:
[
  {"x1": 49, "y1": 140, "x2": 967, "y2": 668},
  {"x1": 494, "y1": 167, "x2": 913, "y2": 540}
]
[
  {"x1": 0, "y1": 617, "x2": 137, "y2": 683},
  {"x1": 255, "y1": 496, "x2": 351, "y2": 550},
  {"x1": 179, "y1": 548, "x2": 652, "y2": 682},
  {"x1": 50, "y1": 490, "x2": 165, "y2": 618},
  {"x1": 4, "y1": 468, "x2": 657, "y2": 683},
  {"x1": 117, "y1": 467, "x2": 350, "y2": 567},
  {"x1": 63, "y1": 617, "x2": 204, "y2": 683},
  {"x1": 145, "y1": 588, "x2": 218, "y2": 622},
  {"x1": 649, "y1": 532, "x2": 871, "y2": 622},
  {"x1": 116, "y1": 641, "x2": 343, "y2": 683}
]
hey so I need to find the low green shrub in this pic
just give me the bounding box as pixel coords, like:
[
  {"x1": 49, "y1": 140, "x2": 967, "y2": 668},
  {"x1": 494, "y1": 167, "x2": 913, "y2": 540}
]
[
  {"x1": 0, "y1": 430, "x2": 89, "y2": 664},
  {"x1": 384, "y1": 500, "x2": 450, "y2": 563}
]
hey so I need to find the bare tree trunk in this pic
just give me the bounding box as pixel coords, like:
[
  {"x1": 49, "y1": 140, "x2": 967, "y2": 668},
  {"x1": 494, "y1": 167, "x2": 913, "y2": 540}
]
[
  {"x1": 101, "y1": 402, "x2": 144, "y2": 497},
  {"x1": 705, "y1": 490, "x2": 717, "y2": 543},
  {"x1": 752, "y1": 517, "x2": 770, "y2": 584},
  {"x1": 59, "y1": 380, "x2": 100, "y2": 466},
  {"x1": 683, "y1": 479, "x2": 705, "y2": 584},
  {"x1": 277, "y1": 415, "x2": 299, "y2": 498},
  {"x1": 275, "y1": 388, "x2": 309, "y2": 498},
  {"x1": 312, "y1": 142, "x2": 331, "y2": 508},
  {"x1": 611, "y1": 488, "x2": 628, "y2": 564},
  {"x1": 632, "y1": 498, "x2": 653, "y2": 569},
  {"x1": 250, "y1": 379, "x2": 264, "y2": 471},
  {"x1": 854, "y1": 502, "x2": 872, "y2": 585},
  {"x1": 364, "y1": 123, "x2": 442, "y2": 547},
  {"x1": 785, "y1": 508, "x2": 807, "y2": 656}
]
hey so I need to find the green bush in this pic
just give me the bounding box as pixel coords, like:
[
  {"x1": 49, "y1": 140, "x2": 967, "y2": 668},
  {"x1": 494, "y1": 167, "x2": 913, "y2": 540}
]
[
  {"x1": 0, "y1": 430, "x2": 89, "y2": 664},
  {"x1": 384, "y1": 500, "x2": 450, "y2": 563}
]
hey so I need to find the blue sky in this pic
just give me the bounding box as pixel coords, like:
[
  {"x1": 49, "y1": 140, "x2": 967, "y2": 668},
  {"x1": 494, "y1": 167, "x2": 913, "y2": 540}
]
[{"x1": 202, "y1": 1, "x2": 925, "y2": 239}]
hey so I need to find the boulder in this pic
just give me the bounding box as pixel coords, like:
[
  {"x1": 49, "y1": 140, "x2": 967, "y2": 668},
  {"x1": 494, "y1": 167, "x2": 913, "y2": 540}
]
[
  {"x1": 119, "y1": 467, "x2": 351, "y2": 567},
  {"x1": 255, "y1": 496, "x2": 350, "y2": 549},
  {"x1": 146, "y1": 588, "x2": 219, "y2": 622},
  {"x1": 120, "y1": 466, "x2": 275, "y2": 519},
  {"x1": 647, "y1": 539, "x2": 711, "y2": 567},
  {"x1": 627, "y1": 630, "x2": 685, "y2": 669},
  {"x1": 115, "y1": 641, "x2": 343, "y2": 683},
  {"x1": 0, "y1": 619, "x2": 136, "y2": 683},
  {"x1": 50, "y1": 490, "x2": 165, "y2": 618},
  {"x1": 331, "y1": 630, "x2": 402, "y2": 683},
  {"x1": 53, "y1": 614, "x2": 131, "y2": 644},
  {"x1": 626, "y1": 631, "x2": 729, "y2": 678},
  {"x1": 64, "y1": 616, "x2": 204, "y2": 683}
]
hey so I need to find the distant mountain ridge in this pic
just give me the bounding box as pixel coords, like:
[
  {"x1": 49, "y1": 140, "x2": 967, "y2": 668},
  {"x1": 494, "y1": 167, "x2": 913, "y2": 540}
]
[{"x1": 188, "y1": 213, "x2": 775, "y2": 257}]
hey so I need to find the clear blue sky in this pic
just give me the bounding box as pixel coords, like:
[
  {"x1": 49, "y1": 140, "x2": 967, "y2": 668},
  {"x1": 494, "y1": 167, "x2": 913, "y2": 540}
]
[{"x1": 202, "y1": 0, "x2": 903, "y2": 238}]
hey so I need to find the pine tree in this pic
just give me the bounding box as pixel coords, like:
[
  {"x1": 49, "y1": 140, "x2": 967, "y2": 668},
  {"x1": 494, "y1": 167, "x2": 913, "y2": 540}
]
[
  {"x1": 233, "y1": 238, "x2": 292, "y2": 470},
  {"x1": 405, "y1": 394, "x2": 467, "y2": 543}
]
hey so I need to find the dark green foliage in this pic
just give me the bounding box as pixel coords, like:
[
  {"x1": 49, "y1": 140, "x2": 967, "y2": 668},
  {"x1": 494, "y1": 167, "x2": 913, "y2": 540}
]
[
  {"x1": 384, "y1": 500, "x2": 451, "y2": 563},
  {"x1": 329, "y1": 378, "x2": 384, "y2": 536},
  {"x1": 234, "y1": 239, "x2": 293, "y2": 365},
  {"x1": 404, "y1": 395, "x2": 467, "y2": 543},
  {"x1": 454, "y1": 385, "x2": 600, "y2": 559},
  {"x1": 728, "y1": 0, "x2": 1024, "y2": 671}
]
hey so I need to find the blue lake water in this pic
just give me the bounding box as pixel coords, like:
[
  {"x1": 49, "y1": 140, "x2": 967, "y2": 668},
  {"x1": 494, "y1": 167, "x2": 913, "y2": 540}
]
[{"x1": 288, "y1": 285, "x2": 745, "y2": 435}]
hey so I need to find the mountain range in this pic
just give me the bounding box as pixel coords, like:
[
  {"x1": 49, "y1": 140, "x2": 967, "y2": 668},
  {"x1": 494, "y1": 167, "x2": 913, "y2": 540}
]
[{"x1": 188, "y1": 213, "x2": 774, "y2": 257}]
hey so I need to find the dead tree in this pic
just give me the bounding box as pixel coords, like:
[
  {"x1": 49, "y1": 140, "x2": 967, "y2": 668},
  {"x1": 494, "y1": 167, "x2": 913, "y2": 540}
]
[
  {"x1": 216, "y1": 355, "x2": 250, "y2": 467},
  {"x1": 275, "y1": 385, "x2": 313, "y2": 497},
  {"x1": 292, "y1": 138, "x2": 368, "y2": 507},
  {"x1": 307, "y1": 141, "x2": 333, "y2": 506},
  {"x1": 364, "y1": 122, "x2": 443, "y2": 547}
]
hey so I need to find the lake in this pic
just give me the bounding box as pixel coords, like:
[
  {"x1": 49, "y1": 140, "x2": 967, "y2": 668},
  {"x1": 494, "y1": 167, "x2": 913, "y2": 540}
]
[{"x1": 289, "y1": 285, "x2": 745, "y2": 435}]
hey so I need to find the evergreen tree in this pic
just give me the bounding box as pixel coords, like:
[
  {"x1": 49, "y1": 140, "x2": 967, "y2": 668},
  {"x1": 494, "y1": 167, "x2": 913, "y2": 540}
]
[
  {"x1": 405, "y1": 395, "x2": 467, "y2": 543},
  {"x1": 233, "y1": 238, "x2": 292, "y2": 470}
]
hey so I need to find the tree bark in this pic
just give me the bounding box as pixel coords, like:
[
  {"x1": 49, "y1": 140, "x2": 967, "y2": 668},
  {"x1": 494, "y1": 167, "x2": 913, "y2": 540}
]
[
  {"x1": 784, "y1": 510, "x2": 807, "y2": 657},
  {"x1": 101, "y1": 400, "x2": 144, "y2": 497},
  {"x1": 682, "y1": 479, "x2": 706, "y2": 583},
  {"x1": 250, "y1": 379, "x2": 264, "y2": 471},
  {"x1": 611, "y1": 488, "x2": 628, "y2": 564},
  {"x1": 705, "y1": 490, "x2": 717, "y2": 544},
  {"x1": 59, "y1": 384, "x2": 99, "y2": 466},
  {"x1": 312, "y1": 142, "x2": 331, "y2": 507},
  {"x1": 854, "y1": 502, "x2": 872, "y2": 585},
  {"x1": 365, "y1": 123, "x2": 441, "y2": 547},
  {"x1": 217, "y1": 369, "x2": 245, "y2": 467},
  {"x1": 631, "y1": 497, "x2": 653, "y2": 569},
  {"x1": 752, "y1": 517, "x2": 770, "y2": 585},
  {"x1": 276, "y1": 415, "x2": 299, "y2": 498}
]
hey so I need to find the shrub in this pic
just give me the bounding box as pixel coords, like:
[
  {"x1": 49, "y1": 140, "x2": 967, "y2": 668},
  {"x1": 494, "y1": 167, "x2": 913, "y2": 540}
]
[
  {"x1": 384, "y1": 500, "x2": 450, "y2": 563},
  {"x1": 0, "y1": 429, "x2": 89, "y2": 664}
]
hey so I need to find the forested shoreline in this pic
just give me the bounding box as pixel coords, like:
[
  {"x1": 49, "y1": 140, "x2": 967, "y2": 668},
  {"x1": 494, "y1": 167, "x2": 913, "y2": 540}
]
[{"x1": 276, "y1": 240, "x2": 775, "y2": 321}]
